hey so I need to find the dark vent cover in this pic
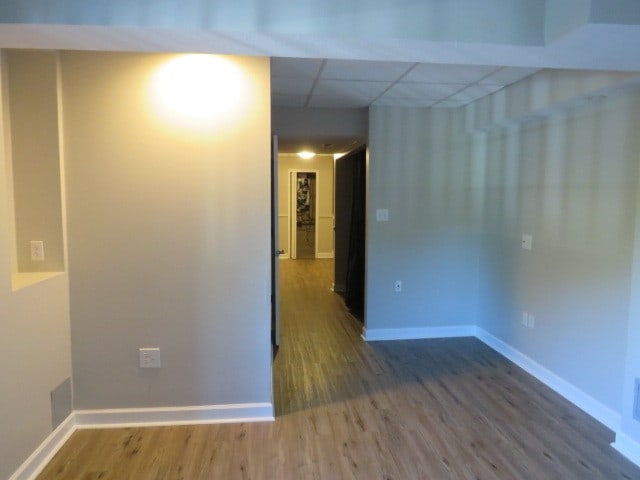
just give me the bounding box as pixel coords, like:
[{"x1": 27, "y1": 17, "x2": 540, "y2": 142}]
[{"x1": 51, "y1": 377, "x2": 72, "y2": 429}]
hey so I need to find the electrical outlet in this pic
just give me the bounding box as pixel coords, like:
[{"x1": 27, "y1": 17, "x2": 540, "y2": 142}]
[
  {"x1": 139, "y1": 348, "x2": 161, "y2": 368},
  {"x1": 394, "y1": 280, "x2": 402, "y2": 292},
  {"x1": 522, "y1": 312, "x2": 535, "y2": 328},
  {"x1": 30, "y1": 240, "x2": 45, "y2": 261}
]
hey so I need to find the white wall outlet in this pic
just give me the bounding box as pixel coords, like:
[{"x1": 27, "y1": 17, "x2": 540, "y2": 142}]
[
  {"x1": 521, "y1": 234, "x2": 533, "y2": 251},
  {"x1": 30, "y1": 240, "x2": 45, "y2": 261},
  {"x1": 376, "y1": 209, "x2": 389, "y2": 222},
  {"x1": 139, "y1": 347, "x2": 161, "y2": 368},
  {"x1": 394, "y1": 280, "x2": 402, "y2": 292}
]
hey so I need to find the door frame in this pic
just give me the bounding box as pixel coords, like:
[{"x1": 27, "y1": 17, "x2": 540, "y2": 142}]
[
  {"x1": 271, "y1": 135, "x2": 281, "y2": 347},
  {"x1": 289, "y1": 169, "x2": 320, "y2": 260}
]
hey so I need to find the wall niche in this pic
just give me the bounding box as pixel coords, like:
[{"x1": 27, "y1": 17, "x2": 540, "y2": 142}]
[{"x1": 3, "y1": 51, "x2": 65, "y2": 289}]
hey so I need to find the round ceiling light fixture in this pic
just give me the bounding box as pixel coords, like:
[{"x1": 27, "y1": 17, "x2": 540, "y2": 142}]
[{"x1": 297, "y1": 151, "x2": 316, "y2": 160}]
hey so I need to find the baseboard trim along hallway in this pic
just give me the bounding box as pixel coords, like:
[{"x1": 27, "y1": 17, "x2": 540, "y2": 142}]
[
  {"x1": 474, "y1": 328, "x2": 621, "y2": 432},
  {"x1": 73, "y1": 402, "x2": 275, "y2": 428},
  {"x1": 612, "y1": 431, "x2": 640, "y2": 468},
  {"x1": 10, "y1": 402, "x2": 274, "y2": 480},
  {"x1": 362, "y1": 324, "x2": 640, "y2": 468},
  {"x1": 362, "y1": 325, "x2": 477, "y2": 341},
  {"x1": 14, "y1": 321, "x2": 640, "y2": 477},
  {"x1": 9, "y1": 415, "x2": 76, "y2": 480}
]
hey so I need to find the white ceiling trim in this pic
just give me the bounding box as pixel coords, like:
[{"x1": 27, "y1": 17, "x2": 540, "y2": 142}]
[{"x1": 0, "y1": 23, "x2": 640, "y2": 71}]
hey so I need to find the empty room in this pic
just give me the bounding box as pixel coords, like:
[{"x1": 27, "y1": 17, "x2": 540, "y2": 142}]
[{"x1": 2, "y1": 1, "x2": 640, "y2": 479}]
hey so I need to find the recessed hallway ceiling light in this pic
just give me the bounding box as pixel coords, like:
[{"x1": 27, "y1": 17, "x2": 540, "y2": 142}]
[{"x1": 298, "y1": 151, "x2": 316, "y2": 160}]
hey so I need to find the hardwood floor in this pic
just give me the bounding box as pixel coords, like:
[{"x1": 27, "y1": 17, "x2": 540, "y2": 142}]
[{"x1": 37, "y1": 259, "x2": 640, "y2": 479}]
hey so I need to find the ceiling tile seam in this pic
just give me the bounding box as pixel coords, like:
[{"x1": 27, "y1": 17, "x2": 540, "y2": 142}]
[
  {"x1": 396, "y1": 81, "x2": 469, "y2": 86},
  {"x1": 431, "y1": 66, "x2": 504, "y2": 107},
  {"x1": 472, "y1": 66, "x2": 508, "y2": 87},
  {"x1": 305, "y1": 59, "x2": 328, "y2": 108},
  {"x1": 370, "y1": 63, "x2": 420, "y2": 104}
]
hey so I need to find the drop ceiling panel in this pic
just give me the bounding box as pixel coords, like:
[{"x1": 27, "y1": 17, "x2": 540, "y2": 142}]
[
  {"x1": 373, "y1": 97, "x2": 438, "y2": 107},
  {"x1": 313, "y1": 79, "x2": 390, "y2": 98},
  {"x1": 432, "y1": 99, "x2": 470, "y2": 108},
  {"x1": 271, "y1": 57, "x2": 323, "y2": 78},
  {"x1": 403, "y1": 63, "x2": 499, "y2": 84},
  {"x1": 308, "y1": 94, "x2": 372, "y2": 108},
  {"x1": 449, "y1": 84, "x2": 503, "y2": 102},
  {"x1": 321, "y1": 59, "x2": 414, "y2": 81},
  {"x1": 382, "y1": 82, "x2": 465, "y2": 100},
  {"x1": 272, "y1": 76, "x2": 315, "y2": 95},
  {"x1": 271, "y1": 93, "x2": 308, "y2": 107},
  {"x1": 479, "y1": 67, "x2": 540, "y2": 85},
  {"x1": 270, "y1": 58, "x2": 541, "y2": 111}
]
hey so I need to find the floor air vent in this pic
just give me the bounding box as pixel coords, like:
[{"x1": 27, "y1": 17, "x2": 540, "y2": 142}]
[{"x1": 51, "y1": 377, "x2": 72, "y2": 429}]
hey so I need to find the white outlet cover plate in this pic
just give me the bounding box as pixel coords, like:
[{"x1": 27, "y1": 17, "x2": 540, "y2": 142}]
[
  {"x1": 521, "y1": 234, "x2": 533, "y2": 250},
  {"x1": 30, "y1": 240, "x2": 45, "y2": 261}
]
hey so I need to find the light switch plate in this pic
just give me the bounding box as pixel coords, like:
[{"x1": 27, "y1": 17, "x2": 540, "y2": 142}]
[
  {"x1": 521, "y1": 234, "x2": 533, "y2": 251},
  {"x1": 376, "y1": 209, "x2": 389, "y2": 222},
  {"x1": 139, "y1": 347, "x2": 161, "y2": 368}
]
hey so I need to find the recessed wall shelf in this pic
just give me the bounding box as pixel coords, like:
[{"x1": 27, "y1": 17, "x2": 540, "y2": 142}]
[{"x1": 2, "y1": 51, "x2": 66, "y2": 290}]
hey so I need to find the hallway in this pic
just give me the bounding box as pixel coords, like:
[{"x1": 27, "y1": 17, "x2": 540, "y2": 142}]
[{"x1": 37, "y1": 259, "x2": 640, "y2": 479}]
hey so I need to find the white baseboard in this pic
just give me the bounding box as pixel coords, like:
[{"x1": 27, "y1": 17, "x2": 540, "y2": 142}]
[
  {"x1": 278, "y1": 254, "x2": 290, "y2": 260},
  {"x1": 9, "y1": 414, "x2": 76, "y2": 480},
  {"x1": 74, "y1": 402, "x2": 275, "y2": 429},
  {"x1": 475, "y1": 328, "x2": 621, "y2": 432},
  {"x1": 612, "y1": 431, "x2": 640, "y2": 466},
  {"x1": 9, "y1": 402, "x2": 274, "y2": 479},
  {"x1": 316, "y1": 252, "x2": 334, "y2": 259},
  {"x1": 362, "y1": 325, "x2": 625, "y2": 446},
  {"x1": 362, "y1": 325, "x2": 477, "y2": 341}
]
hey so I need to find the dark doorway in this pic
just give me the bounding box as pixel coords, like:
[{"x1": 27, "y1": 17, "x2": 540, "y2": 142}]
[
  {"x1": 294, "y1": 172, "x2": 317, "y2": 259},
  {"x1": 334, "y1": 147, "x2": 366, "y2": 319}
]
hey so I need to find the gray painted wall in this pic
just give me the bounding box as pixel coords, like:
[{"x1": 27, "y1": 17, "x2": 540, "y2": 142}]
[
  {"x1": 61, "y1": 52, "x2": 272, "y2": 409},
  {"x1": 0, "y1": 51, "x2": 72, "y2": 480},
  {"x1": 622, "y1": 131, "x2": 640, "y2": 440},
  {"x1": 476, "y1": 93, "x2": 640, "y2": 412},
  {"x1": 366, "y1": 72, "x2": 640, "y2": 437},
  {"x1": 366, "y1": 107, "x2": 483, "y2": 330}
]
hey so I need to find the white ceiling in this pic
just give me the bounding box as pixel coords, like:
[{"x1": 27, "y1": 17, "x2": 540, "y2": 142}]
[
  {"x1": 0, "y1": 3, "x2": 638, "y2": 153},
  {"x1": 271, "y1": 58, "x2": 540, "y2": 109}
]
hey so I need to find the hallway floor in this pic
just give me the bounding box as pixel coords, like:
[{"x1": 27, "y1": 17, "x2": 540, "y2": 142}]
[{"x1": 37, "y1": 259, "x2": 640, "y2": 479}]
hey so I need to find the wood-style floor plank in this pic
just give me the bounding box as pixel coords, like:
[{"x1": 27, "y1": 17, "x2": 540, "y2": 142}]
[{"x1": 37, "y1": 259, "x2": 640, "y2": 479}]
